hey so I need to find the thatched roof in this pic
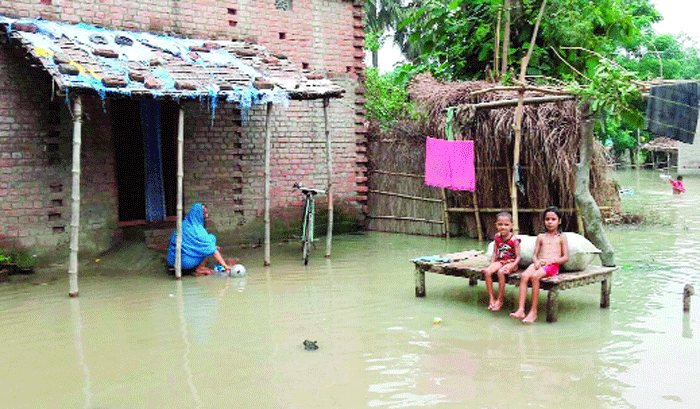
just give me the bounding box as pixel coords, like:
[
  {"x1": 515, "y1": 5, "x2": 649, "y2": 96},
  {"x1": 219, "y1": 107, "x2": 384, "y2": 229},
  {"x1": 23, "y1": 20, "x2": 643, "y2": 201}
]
[
  {"x1": 402, "y1": 73, "x2": 618, "y2": 229},
  {"x1": 641, "y1": 137, "x2": 679, "y2": 153}
]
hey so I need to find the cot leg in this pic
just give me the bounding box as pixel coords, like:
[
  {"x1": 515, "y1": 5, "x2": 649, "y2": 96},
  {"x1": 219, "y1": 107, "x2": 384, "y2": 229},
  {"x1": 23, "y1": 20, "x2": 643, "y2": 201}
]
[
  {"x1": 601, "y1": 277, "x2": 611, "y2": 308},
  {"x1": 546, "y1": 289, "x2": 559, "y2": 323},
  {"x1": 415, "y1": 267, "x2": 426, "y2": 297},
  {"x1": 469, "y1": 277, "x2": 478, "y2": 286}
]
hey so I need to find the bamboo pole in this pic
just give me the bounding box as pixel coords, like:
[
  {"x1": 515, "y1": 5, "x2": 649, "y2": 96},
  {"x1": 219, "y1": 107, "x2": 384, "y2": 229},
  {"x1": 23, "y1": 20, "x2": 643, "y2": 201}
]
[
  {"x1": 447, "y1": 207, "x2": 610, "y2": 213},
  {"x1": 263, "y1": 102, "x2": 272, "y2": 266},
  {"x1": 323, "y1": 98, "x2": 333, "y2": 258},
  {"x1": 510, "y1": 0, "x2": 547, "y2": 234},
  {"x1": 367, "y1": 215, "x2": 444, "y2": 224},
  {"x1": 175, "y1": 106, "x2": 184, "y2": 279},
  {"x1": 470, "y1": 95, "x2": 574, "y2": 110},
  {"x1": 368, "y1": 189, "x2": 443, "y2": 203},
  {"x1": 441, "y1": 188, "x2": 450, "y2": 238},
  {"x1": 371, "y1": 170, "x2": 424, "y2": 178},
  {"x1": 494, "y1": 9, "x2": 501, "y2": 80},
  {"x1": 68, "y1": 95, "x2": 82, "y2": 297},
  {"x1": 472, "y1": 191, "x2": 483, "y2": 241},
  {"x1": 467, "y1": 85, "x2": 571, "y2": 98}
]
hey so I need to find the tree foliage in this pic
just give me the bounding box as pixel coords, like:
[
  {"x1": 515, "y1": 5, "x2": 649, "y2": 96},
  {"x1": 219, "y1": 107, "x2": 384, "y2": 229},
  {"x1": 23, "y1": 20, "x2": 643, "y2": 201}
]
[
  {"x1": 364, "y1": 67, "x2": 417, "y2": 128},
  {"x1": 399, "y1": 0, "x2": 664, "y2": 81}
]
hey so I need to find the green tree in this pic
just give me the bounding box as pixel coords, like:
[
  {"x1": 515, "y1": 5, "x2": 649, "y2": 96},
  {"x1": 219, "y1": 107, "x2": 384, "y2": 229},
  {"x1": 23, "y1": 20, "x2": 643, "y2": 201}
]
[
  {"x1": 363, "y1": 0, "x2": 412, "y2": 68},
  {"x1": 398, "y1": 0, "x2": 662, "y2": 81},
  {"x1": 364, "y1": 67, "x2": 417, "y2": 128}
]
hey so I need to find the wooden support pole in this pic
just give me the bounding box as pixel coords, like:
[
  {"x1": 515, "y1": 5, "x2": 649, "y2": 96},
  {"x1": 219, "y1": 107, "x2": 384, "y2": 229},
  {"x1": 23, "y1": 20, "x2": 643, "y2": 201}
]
[
  {"x1": 323, "y1": 98, "x2": 333, "y2": 258},
  {"x1": 683, "y1": 284, "x2": 694, "y2": 312},
  {"x1": 68, "y1": 95, "x2": 82, "y2": 298},
  {"x1": 546, "y1": 289, "x2": 559, "y2": 322},
  {"x1": 472, "y1": 191, "x2": 483, "y2": 241},
  {"x1": 264, "y1": 103, "x2": 273, "y2": 266},
  {"x1": 600, "y1": 277, "x2": 611, "y2": 308},
  {"x1": 415, "y1": 266, "x2": 426, "y2": 297},
  {"x1": 175, "y1": 106, "x2": 184, "y2": 279}
]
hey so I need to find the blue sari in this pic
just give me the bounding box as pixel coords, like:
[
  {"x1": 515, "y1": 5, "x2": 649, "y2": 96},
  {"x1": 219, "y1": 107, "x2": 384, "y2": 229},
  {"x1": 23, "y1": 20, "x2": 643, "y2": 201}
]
[{"x1": 167, "y1": 203, "x2": 218, "y2": 269}]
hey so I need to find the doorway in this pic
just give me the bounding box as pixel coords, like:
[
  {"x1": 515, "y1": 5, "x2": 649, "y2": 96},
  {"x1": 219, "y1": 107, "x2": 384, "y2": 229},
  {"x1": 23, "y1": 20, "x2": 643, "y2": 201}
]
[{"x1": 112, "y1": 99, "x2": 178, "y2": 224}]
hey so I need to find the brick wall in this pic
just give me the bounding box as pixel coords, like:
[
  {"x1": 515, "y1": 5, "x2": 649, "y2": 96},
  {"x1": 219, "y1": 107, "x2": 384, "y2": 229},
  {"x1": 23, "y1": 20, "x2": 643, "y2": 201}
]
[
  {"x1": 0, "y1": 44, "x2": 120, "y2": 255},
  {"x1": 0, "y1": 0, "x2": 368, "y2": 256}
]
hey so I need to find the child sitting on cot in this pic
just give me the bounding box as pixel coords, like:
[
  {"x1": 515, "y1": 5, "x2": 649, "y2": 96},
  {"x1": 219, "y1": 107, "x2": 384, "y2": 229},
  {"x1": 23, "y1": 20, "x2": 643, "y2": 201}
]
[
  {"x1": 481, "y1": 212, "x2": 521, "y2": 311},
  {"x1": 510, "y1": 206, "x2": 569, "y2": 324},
  {"x1": 670, "y1": 175, "x2": 685, "y2": 195}
]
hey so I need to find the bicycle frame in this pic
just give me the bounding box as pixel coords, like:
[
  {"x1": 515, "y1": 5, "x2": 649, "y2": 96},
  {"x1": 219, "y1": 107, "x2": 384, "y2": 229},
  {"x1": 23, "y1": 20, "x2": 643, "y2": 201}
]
[{"x1": 293, "y1": 183, "x2": 326, "y2": 265}]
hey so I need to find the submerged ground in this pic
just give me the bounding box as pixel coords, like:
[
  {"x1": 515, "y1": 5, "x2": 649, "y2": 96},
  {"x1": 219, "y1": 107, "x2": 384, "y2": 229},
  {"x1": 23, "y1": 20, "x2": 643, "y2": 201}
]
[{"x1": 1, "y1": 169, "x2": 698, "y2": 408}]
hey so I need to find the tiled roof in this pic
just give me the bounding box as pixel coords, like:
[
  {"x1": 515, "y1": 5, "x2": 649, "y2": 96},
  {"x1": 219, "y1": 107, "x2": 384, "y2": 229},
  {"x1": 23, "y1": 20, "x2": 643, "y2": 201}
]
[{"x1": 0, "y1": 16, "x2": 345, "y2": 108}]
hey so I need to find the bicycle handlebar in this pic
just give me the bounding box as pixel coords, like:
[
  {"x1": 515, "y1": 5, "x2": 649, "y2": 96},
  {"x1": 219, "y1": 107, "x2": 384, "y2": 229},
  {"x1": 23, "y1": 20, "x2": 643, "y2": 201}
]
[{"x1": 293, "y1": 182, "x2": 326, "y2": 196}]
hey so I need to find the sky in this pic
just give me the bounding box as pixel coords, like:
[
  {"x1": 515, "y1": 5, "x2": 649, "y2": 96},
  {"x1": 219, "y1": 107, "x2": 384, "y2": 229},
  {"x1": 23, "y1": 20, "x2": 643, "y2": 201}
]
[
  {"x1": 371, "y1": 1, "x2": 700, "y2": 74},
  {"x1": 651, "y1": 0, "x2": 700, "y2": 44}
]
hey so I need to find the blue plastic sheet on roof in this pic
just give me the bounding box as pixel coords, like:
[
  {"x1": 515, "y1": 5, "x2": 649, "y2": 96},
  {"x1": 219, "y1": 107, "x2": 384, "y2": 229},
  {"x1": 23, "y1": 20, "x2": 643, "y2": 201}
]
[{"x1": 1, "y1": 15, "x2": 290, "y2": 114}]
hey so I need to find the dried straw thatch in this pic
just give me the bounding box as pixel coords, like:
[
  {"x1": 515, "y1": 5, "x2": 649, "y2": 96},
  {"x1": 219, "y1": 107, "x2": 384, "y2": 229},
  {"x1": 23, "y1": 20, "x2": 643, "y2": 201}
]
[{"x1": 367, "y1": 73, "x2": 619, "y2": 237}]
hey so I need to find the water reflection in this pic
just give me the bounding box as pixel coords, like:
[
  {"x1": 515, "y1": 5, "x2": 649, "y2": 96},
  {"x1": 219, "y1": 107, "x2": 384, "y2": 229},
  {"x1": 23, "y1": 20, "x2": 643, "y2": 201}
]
[
  {"x1": 174, "y1": 279, "x2": 202, "y2": 409},
  {"x1": 70, "y1": 298, "x2": 92, "y2": 409}
]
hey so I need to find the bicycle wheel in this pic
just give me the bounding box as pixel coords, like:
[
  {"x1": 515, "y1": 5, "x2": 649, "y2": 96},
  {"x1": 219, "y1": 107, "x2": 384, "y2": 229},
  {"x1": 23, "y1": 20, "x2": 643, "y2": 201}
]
[{"x1": 302, "y1": 214, "x2": 312, "y2": 265}]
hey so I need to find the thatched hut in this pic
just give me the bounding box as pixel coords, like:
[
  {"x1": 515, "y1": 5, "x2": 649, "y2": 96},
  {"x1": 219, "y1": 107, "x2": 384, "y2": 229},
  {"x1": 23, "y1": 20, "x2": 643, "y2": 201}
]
[{"x1": 367, "y1": 73, "x2": 619, "y2": 239}]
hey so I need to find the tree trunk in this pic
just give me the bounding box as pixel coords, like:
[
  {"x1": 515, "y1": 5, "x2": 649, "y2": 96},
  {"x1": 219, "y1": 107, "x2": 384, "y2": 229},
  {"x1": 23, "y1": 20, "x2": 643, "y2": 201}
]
[
  {"x1": 500, "y1": 0, "x2": 511, "y2": 77},
  {"x1": 575, "y1": 104, "x2": 615, "y2": 267}
]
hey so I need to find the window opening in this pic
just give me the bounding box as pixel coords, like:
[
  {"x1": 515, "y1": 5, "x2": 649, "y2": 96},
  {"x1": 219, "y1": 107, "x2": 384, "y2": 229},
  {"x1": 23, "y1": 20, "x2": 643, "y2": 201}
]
[{"x1": 275, "y1": 0, "x2": 292, "y2": 11}]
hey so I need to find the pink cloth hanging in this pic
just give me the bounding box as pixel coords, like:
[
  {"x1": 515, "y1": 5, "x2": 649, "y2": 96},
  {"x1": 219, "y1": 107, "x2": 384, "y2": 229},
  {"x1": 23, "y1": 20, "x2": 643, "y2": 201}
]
[
  {"x1": 449, "y1": 139, "x2": 475, "y2": 190},
  {"x1": 424, "y1": 137, "x2": 475, "y2": 191},
  {"x1": 424, "y1": 137, "x2": 452, "y2": 188}
]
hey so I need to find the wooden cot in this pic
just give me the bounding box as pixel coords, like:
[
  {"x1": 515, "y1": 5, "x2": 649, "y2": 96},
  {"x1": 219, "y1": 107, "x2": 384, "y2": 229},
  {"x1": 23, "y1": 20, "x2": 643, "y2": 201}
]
[{"x1": 412, "y1": 250, "x2": 619, "y2": 322}]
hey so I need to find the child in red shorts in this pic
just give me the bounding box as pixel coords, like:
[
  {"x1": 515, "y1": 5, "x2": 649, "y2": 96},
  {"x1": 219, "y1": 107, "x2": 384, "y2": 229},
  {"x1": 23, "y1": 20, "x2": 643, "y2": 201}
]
[{"x1": 510, "y1": 207, "x2": 569, "y2": 324}]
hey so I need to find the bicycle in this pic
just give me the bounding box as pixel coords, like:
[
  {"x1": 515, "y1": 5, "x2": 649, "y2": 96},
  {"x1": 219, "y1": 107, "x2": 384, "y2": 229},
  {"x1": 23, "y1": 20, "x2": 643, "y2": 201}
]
[{"x1": 293, "y1": 182, "x2": 326, "y2": 265}]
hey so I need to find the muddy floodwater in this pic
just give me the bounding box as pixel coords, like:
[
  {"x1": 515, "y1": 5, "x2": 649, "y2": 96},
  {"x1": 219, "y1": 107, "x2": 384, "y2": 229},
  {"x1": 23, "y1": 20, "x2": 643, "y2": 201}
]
[{"x1": 1, "y1": 169, "x2": 698, "y2": 409}]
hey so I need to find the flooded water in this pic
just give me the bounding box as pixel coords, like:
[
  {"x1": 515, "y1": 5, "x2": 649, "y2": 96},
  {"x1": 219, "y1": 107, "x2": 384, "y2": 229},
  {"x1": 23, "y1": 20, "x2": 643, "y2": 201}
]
[{"x1": 1, "y1": 169, "x2": 698, "y2": 409}]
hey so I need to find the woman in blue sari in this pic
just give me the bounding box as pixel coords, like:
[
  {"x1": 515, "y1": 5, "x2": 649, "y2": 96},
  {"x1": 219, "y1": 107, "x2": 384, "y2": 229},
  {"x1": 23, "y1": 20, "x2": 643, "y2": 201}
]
[{"x1": 167, "y1": 203, "x2": 232, "y2": 275}]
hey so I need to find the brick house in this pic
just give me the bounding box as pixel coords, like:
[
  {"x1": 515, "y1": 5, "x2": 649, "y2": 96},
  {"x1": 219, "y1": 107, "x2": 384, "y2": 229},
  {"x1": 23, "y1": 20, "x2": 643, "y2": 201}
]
[{"x1": 0, "y1": 0, "x2": 368, "y2": 261}]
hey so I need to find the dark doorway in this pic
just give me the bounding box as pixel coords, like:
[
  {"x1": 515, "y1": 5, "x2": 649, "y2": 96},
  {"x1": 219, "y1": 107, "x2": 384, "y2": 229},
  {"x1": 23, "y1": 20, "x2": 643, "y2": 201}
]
[{"x1": 112, "y1": 99, "x2": 178, "y2": 223}]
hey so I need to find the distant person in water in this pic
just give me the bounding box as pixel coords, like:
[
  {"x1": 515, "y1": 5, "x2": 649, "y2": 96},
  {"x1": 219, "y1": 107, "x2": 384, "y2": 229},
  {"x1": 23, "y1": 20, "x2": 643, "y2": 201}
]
[
  {"x1": 482, "y1": 212, "x2": 521, "y2": 312},
  {"x1": 670, "y1": 175, "x2": 685, "y2": 195},
  {"x1": 167, "y1": 203, "x2": 234, "y2": 275},
  {"x1": 510, "y1": 206, "x2": 569, "y2": 324}
]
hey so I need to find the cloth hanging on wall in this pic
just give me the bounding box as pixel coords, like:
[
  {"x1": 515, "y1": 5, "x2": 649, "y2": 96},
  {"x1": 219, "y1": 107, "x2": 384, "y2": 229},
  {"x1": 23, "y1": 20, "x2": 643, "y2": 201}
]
[
  {"x1": 645, "y1": 82, "x2": 700, "y2": 144},
  {"x1": 141, "y1": 100, "x2": 166, "y2": 222},
  {"x1": 424, "y1": 137, "x2": 476, "y2": 191}
]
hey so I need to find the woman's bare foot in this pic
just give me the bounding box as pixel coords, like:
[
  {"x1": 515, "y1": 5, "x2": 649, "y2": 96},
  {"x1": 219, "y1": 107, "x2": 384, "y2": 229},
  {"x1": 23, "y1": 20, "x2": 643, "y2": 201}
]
[
  {"x1": 522, "y1": 311, "x2": 537, "y2": 324},
  {"x1": 509, "y1": 310, "x2": 525, "y2": 319},
  {"x1": 194, "y1": 266, "x2": 215, "y2": 276},
  {"x1": 492, "y1": 300, "x2": 503, "y2": 311},
  {"x1": 487, "y1": 299, "x2": 496, "y2": 310}
]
